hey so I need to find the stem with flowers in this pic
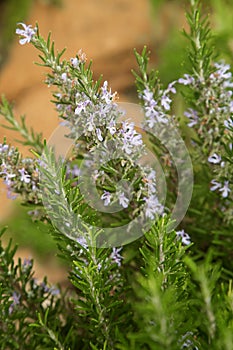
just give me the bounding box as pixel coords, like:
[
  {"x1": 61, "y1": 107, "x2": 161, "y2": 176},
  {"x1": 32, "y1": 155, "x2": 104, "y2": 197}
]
[{"x1": 0, "y1": 1, "x2": 233, "y2": 349}]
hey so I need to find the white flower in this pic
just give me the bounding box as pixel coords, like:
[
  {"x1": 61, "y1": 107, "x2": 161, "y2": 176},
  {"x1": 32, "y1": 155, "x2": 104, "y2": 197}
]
[
  {"x1": 16, "y1": 23, "x2": 37, "y2": 45},
  {"x1": 18, "y1": 168, "x2": 31, "y2": 184},
  {"x1": 77, "y1": 236, "x2": 88, "y2": 249},
  {"x1": 61, "y1": 72, "x2": 68, "y2": 82},
  {"x1": 75, "y1": 99, "x2": 90, "y2": 115},
  {"x1": 210, "y1": 179, "x2": 221, "y2": 192},
  {"x1": 107, "y1": 119, "x2": 116, "y2": 135},
  {"x1": 110, "y1": 247, "x2": 123, "y2": 267},
  {"x1": 144, "y1": 170, "x2": 157, "y2": 194},
  {"x1": 178, "y1": 74, "x2": 195, "y2": 85},
  {"x1": 156, "y1": 113, "x2": 168, "y2": 124},
  {"x1": 208, "y1": 153, "x2": 221, "y2": 164},
  {"x1": 184, "y1": 109, "x2": 199, "y2": 127},
  {"x1": 121, "y1": 121, "x2": 143, "y2": 154},
  {"x1": 2, "y1": 172, "x2": 16, "y2": 186},
  {"x1": 142, "y1": 87, "x2": 170, "y2": 126},
  {"x1": 86, "y1": 115, "x2": 95, "y2": 131},
  {"x1": 144, "y1": 111, "x2": 157, "y2": 128},
  {"x1": 219, "y1": 181, "x2": 231, "y2": 198},
  {"x1": 0, "y1": 144, "x2": 9, "y2": 153},
  {"x1": 161, "y1": 94, "x2": 172, "y2": 111},
  {"x1": 145, "y1": 105, "x2": 157, "y2": 118},
  {"x1": 210, "y1": 180, "x2": 231, "y2": 198},
  {"x1": 142, "y1": 88, "x2": 155, "y2": 104},
  {"x1": 176, "y1": 229, "x2": 191, "y2": 245},
  {"x1": 213, "y1": 62, "x2": 232, "y2": 80},
  {"x1": 166, "y1": 81, "x2": 177, "y2": 94},
  {"x1": 118, "y1": 192, "x2": 129, "y2": 208},
  {"x1": 147, "y1": 169, "x2": 156, "y2": 180},
  {"x1": 101, "y1": 81, "x2": 117, "y2": 104},
  {"x1": 144, "y1": 195, "x2": 164, "y2": 219},
  {"x1": 101, "y1": 191, "x2": 111, "y2": 206},
  {"x1": 96, "y1": 128, "x2": 103, "y2": 141},
  {"x1": 70, "y1": 57, "x2": 79, "y2": 68}
]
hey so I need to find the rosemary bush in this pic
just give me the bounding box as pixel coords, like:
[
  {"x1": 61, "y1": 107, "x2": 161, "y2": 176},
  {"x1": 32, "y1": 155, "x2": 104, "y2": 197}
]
[{"x1": 0, "y1": 1, "x2": 233, "y2": 349}]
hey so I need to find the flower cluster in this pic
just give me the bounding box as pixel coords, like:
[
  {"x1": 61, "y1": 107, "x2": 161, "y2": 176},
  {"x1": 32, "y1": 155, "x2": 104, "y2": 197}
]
[
  {"x1": 14, "y1": 23, "x2": 165, "y2": 230},
  {"x1": 0, "y1": 142, "x2": 40, "y2": 202},
  {"x1": 140, "y1": 81, "x2": 176, "y2": 129},
  {"x1": 1, "y1": 7, "x2": 232, "y2": 348},
  {"x1": 179, "y1": 61, "x2": 233, "y2": 213}
]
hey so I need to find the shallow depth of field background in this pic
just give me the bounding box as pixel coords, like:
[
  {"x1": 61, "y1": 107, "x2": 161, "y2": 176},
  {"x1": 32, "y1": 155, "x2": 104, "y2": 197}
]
[{"x1": 0, "y1": 0, "x2": 233, "y2": 282}]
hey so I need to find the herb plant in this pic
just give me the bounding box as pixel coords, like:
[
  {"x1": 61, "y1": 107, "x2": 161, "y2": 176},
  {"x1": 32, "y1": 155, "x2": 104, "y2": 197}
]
[{"x1": 0, "y1": 1, "x2": 233, "y2": 349}]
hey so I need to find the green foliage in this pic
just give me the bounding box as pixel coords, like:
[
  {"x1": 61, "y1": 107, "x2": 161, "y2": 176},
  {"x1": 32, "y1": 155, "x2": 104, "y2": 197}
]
[
  {"x1": 0, "y1": 227, "x2": 78, "y2": 350},
  {"x1": 183, "y1": 0, "x2": 214, "y2": 80},
  {"x1": 0, "y1": 1, "x2": 233, "y2": 349}
]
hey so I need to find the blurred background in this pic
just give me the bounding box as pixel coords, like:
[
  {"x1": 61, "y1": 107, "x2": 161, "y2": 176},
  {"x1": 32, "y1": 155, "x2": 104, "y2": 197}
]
[{"x1": 0, "y1": 0, "x2": 233, "y2": 281}]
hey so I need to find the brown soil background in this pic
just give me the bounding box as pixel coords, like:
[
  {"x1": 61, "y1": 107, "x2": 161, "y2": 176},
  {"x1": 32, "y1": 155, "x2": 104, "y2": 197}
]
[{"x1": 0, "y1": 0, "x2": 186, "y2": 281}]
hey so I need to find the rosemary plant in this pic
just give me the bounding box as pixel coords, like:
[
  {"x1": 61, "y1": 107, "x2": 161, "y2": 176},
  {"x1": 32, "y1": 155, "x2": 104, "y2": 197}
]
[{"x1": 0, "y1": 1, "x2": 233, "y2": 349}]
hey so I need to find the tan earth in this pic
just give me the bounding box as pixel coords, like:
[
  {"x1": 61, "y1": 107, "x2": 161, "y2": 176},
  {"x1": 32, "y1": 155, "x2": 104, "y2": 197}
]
[{"x1": 0, "y1": 0, "x2": 186, "y2": 281}]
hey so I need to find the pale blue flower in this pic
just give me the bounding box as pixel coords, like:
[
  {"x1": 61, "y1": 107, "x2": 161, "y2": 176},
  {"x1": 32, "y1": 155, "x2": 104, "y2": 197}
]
[
  {"x1": 0, "y1": 144, "x2": 9, "y2": 153},
  {"x1": 75, "y1": 99, "x2": 90, "y2": 115},
  {"x1": 176, "y1": 229, "x2": 191, "y2": 245},
  {"x1": 101, "y1": 81, "x2": 117, "y2": 104},
  {"x1": 9, "y1": 292, "x2": 21, "y2": 314},
  {"x1": 118, "y1": 191, "x2": 129, "y2": 208},
  {"x1": 208, "y1": 153, "x2": 221, "y2": 164},
  {"x1": 96, "y1": 128, "x2": 103, "y2": 141},
  {"x1": 101, "y1": 191, "x2": 111, "y2": 206},
  {"x1": 161, "y1": 94, "x2": 172, "y2": 111},
  {"x1": 110, "y1": 247, "x2": 123, "y2": 267},
  {"x1": 70, "y1": 57, "x2": 79, "y2": 68},
  {"x1": 144, "y1": 195, "x2": 164, "y2": 219},
  {"x1": 213, "y1": 62, "x2": 232, "y2": 80},
  {"x1": 18, "y1": 168, "x2": 31, "y2": 183},
  {"x1": 106, "y1": 119, "x2": 116, "y2": 135},
  {"x1": 178, "y1": 74, "x2": 195, "y2": 85},
  {"x1": 16, "y1": 23, "x2": 37, "y2": 45},
  {"x1": 2, "y1": 171, "x2": 16, "y2": 186},
  {"x1": 77, "y1": 236, "x2": 88, "y2": 249},
  {"x1": 210, "y1": 179, "x2": 221, "y2": 192},
  {"x1": 22, "y1": 258, "x2": 32, "y2": 270},
  {"x1": 49, "y1": 286, "x2": 60, "y2": 296},
  {"x1": 7, "y1": 189, "x2": 17, "y2": 200},
  {"x1": 156, "y1": 112, "x2": 168, "y2": 124},
  {"x1": 219, "y1": 181, "x2": 231, "y2": 198},
  {"x1": 61, "y1": 72, "x2": 68, "y2": 82},
  {"x1": 121, "y1": 121, "x2": 143, "y2": 154},
  {"x1": 184, "y1": 109, "x2": 199, "y2": 127},
  {"x1": 142, "y1": 88, "x2": 155, "y2": 103},
  {"x1": 167, "y1": 81, "x2": 177, "y2": 94}
]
